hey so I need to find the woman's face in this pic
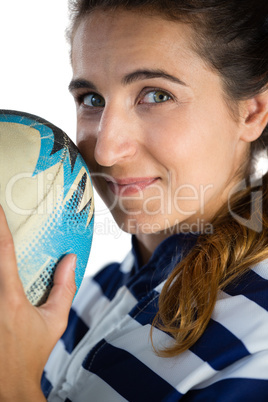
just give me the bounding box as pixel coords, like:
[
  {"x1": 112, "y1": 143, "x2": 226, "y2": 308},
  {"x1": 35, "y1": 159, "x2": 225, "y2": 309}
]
[{"x1": 71, "y1": 10, "x2": 248, "y2": 235}]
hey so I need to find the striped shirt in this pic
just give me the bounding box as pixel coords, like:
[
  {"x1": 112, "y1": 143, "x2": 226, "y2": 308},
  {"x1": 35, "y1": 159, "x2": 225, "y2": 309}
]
[{"x1": 41, "y1": 233, "x2": 268, "y2": 401}]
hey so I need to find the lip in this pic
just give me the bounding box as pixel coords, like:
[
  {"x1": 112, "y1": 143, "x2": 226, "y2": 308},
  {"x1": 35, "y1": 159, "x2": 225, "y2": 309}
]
[{"x1": 105, "y1": 177, "x2": 159, "y2": 196}]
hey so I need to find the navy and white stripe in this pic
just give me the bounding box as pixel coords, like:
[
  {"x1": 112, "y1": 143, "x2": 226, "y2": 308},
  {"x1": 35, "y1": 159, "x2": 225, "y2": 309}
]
[{"x1": 42, "y1": 233, "x2": 268, "y2": 401}]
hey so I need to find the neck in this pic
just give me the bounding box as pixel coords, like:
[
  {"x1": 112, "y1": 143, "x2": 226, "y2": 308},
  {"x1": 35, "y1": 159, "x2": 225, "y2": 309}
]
[{"x1": 135, "y1": 231, "x2": 172, "y2": 265}]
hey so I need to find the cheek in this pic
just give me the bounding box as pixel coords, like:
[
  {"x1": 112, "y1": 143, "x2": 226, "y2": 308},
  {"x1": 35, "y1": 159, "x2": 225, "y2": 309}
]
[
  {"x1": 147, "y1": 114, "x2": 239, "y2": 189},
  {"x1": 76, "y1": 128, "x2": 97, "y2": 171}
]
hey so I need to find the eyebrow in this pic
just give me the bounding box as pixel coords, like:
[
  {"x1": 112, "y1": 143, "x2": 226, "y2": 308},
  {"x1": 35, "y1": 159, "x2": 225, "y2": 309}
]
[
  {"x1": 68, "y1": 79, "x2": 97, "y2": 92},
  {"x1": 68, "y1": 68, "x2": 187, "y2": 92},
  {"x1": 122, "y1": 69, "x2": 187, "y2": 87}
]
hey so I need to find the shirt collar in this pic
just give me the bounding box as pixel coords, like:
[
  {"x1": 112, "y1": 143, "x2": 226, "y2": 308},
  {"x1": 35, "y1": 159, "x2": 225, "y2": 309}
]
[{"x1": 131, "y1": 232, "x2": 199, "y2": 276}]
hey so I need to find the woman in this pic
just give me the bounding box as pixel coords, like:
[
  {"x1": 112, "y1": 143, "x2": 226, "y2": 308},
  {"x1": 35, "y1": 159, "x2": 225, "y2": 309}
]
[{"x1": 0, "y1": 0, "x2": 267, "y2": 400}]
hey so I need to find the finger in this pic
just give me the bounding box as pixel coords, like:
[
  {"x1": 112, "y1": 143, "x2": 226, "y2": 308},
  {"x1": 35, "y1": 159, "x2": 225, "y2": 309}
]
[
  {"x1": 40, "y1": 254, "x2": 77, "y2": 335},
  {"x1": 0, "y1": 205, "x2": 23, "y2": 291}
]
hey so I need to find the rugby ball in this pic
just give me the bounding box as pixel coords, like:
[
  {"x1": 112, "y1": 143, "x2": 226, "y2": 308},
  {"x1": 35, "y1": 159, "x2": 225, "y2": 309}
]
[{"x1": 0, "y1": 110, "x2": 94, "y2": 306}]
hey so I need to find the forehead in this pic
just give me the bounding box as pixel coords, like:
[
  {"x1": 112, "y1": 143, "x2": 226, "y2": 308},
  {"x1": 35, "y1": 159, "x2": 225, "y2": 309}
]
[{"x1": 71, "y1": 10, "x2": 203, "y2": 81}]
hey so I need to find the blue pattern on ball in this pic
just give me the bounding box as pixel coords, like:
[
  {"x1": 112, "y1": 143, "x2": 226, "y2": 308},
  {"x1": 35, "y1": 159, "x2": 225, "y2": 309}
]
[{"x1": 0, "y1": 110, "x2": 94, "y2": 305}]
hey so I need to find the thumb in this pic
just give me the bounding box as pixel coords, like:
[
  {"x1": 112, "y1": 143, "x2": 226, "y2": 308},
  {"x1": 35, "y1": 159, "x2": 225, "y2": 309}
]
[{"x1": 40, "y1": 254, "x2": 77, "y2": 337}]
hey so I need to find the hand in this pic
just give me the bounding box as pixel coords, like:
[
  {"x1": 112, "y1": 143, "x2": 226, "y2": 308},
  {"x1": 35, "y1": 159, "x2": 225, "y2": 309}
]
[{"x1": 0, "y1": 205, "x2": 77, "y2": 401}]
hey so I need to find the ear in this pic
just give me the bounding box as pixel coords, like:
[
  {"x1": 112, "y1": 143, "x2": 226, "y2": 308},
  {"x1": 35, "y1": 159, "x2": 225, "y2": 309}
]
[{"x1": 239, "y1": 90, "x2": 268, "y2": 143}]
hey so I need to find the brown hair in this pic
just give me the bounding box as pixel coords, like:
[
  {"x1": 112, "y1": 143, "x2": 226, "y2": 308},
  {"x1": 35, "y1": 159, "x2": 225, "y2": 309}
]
[{"x1": 68, "y1": 0, "x2": 268, "y2": 356}]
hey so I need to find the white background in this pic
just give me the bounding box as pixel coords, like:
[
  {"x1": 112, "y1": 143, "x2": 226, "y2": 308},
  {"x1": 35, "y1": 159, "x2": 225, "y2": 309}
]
[{"x1": 0, "y1": 0, "x2": 131, "y2": 275}]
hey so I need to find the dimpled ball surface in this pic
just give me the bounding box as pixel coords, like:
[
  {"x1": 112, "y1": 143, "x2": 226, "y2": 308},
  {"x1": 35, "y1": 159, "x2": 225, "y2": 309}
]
[{"x1": 0, "y1": 110, "x2": 94, "y2": 306}]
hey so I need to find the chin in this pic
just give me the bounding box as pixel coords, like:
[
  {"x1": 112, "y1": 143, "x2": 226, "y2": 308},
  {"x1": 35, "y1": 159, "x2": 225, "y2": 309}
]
[{"x1": 111, "y1": 211, "x2": 171, "y2": 235}]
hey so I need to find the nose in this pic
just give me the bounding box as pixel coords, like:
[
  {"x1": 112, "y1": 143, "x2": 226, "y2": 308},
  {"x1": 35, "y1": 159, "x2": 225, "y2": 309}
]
[{"x1": 94, "y1": 104, "x2": 137, "y2": 167}]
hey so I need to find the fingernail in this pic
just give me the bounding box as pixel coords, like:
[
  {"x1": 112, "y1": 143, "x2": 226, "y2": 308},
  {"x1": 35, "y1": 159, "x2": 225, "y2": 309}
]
[{"x1": 70, "y1": 254, "x2": 77, "y2": 271}]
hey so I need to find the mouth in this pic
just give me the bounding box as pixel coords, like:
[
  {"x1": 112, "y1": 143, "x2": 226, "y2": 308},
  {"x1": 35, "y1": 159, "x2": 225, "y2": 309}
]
[{"x1": 105, "y1": 177, "x2": 160, "y2": 196}]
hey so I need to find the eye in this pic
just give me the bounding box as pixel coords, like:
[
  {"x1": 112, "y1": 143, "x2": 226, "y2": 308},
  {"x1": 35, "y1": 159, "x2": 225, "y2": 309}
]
[
  {"x1": 142, "y1": 90, "x2": 171, "y2": 104},
  {"x1": 82, "y1": 93, "x2": 105, "y2": 107}
]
